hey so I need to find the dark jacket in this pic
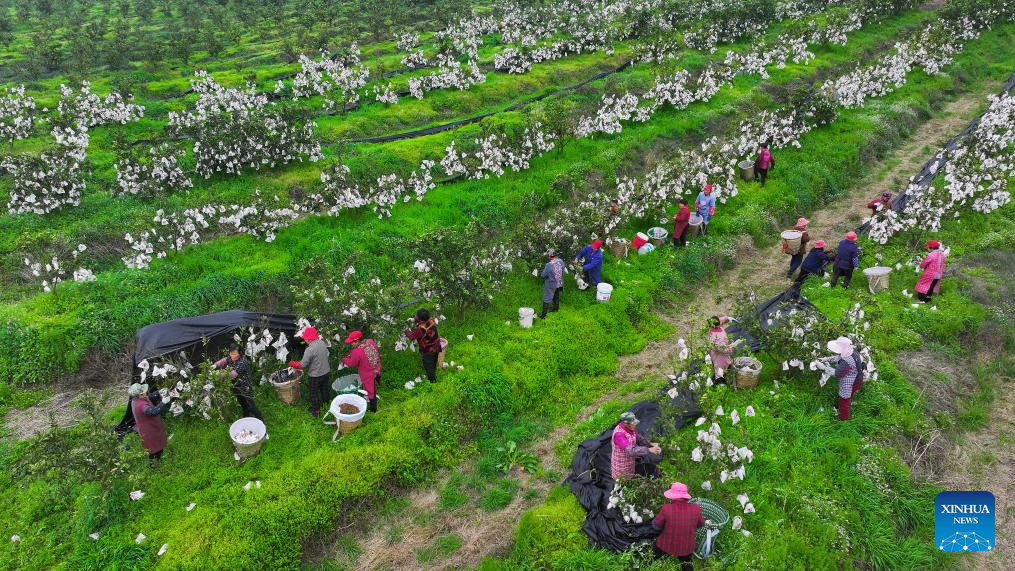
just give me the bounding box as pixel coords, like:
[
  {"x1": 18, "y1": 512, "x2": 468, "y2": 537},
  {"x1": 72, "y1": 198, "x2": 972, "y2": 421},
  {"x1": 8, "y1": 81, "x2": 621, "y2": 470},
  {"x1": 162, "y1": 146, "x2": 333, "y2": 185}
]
[
  {"x1": 801, "y1": 247, "x2": 833, "y2": 274},
  {"x1": 833, "y1": 240, "x2": 859, "y2": 270}
]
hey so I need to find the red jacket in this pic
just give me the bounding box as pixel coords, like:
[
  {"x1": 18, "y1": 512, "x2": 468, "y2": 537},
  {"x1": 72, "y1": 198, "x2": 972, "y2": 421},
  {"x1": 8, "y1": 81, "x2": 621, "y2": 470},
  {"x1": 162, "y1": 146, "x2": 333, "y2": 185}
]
[
  {"x1": 673, "y1": 204, "x2": 690, "y2": 237},
  {"x1": 132, "y1": 397, "x2": 167, "y2": 455},
  {"x1": 342, "y1": 339, "x2": 381, "y2": 399},
  {"x1": 404, "y1": 319, "x2": 441, "y2": 354},
  {"x1": 653, "y1": 500, "x2": 704, "y2": 556}
]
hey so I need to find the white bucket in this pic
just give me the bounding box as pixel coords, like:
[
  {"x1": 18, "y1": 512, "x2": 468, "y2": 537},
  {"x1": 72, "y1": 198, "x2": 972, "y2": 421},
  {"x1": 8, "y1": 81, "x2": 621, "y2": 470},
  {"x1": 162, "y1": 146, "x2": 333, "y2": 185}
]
[
  {"x1": 687, "y1": 214, "x2": 703, "y2": 235},
  {"x1": 863, "y1": 266, "x2": 892, "y2": 293},
  {"x1": 781, "y1": 230, "x2": 802, "y2": 253},
  {"x1": 518, "y1": 307, "x2": 535, "y2": 328},
  {"x1": 229, "y1": 417, "x2": 266, "y2": 461},
  {"x1": 596, "y1": 283, "x2": 613, "y2": 302},
  {"x1": 647, "y1": 227, "x2": 668, "y2": 246},
  {"x1": 637, "y1": 243, "x2": 655, "y2": 255}
]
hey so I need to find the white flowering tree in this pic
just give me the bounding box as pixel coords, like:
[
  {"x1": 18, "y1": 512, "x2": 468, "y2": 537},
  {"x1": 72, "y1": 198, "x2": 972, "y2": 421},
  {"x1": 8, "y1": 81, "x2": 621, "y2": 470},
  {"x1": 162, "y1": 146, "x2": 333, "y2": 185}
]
[{"x1": 0, "y1": 85, "x2": 37, "y2": 145}]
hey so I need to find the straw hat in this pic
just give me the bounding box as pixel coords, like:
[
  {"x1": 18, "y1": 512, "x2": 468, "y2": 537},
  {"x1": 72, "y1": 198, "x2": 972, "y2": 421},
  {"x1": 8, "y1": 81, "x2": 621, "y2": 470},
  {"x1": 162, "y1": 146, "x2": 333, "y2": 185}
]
[
  {"x1": 663, "y1": 482, "x2": 691, "y2": 501},
  {"x1": 826, "y1": 336, "x2": 854, "y2": 355}
]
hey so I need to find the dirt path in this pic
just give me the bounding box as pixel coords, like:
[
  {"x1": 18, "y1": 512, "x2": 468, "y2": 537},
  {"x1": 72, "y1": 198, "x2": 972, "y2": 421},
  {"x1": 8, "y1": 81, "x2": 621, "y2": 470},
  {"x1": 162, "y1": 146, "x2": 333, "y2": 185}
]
[{"x1": 314, "y1": 91, "x2": 993, "y2": 570}]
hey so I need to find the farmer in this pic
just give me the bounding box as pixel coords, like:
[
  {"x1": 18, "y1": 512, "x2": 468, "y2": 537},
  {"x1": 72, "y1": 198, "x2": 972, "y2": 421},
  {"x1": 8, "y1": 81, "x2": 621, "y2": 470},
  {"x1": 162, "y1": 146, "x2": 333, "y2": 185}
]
[
  {"x1": 695, "y1": 185, "x2": 716, "y2": 235},
  {"x1": 575, "y1": 239, "x2": 603, "y2": 286},
  {"x1": 707, "y1": 316, "x2": 734, "y2": 384},
  {"x1": 783, "y1": 217, "x2": 810, "y2": 278},
  {"x1": 611, "y1": 411, "x2": 662, "y2": 480},
  {"x1": 129, "y1": 383, "x2": 168, "y2": 460},
  {"x1": 830, "y1": 231, "x2": 860, "y2": 289},
  {"x1": 754, "y1": 142, "x2": 775, "y2": 187},
  {"x1": 827, "y1": 336, "x2": 864, "y2": 421},
  {"x1": 288, "y1": 327, "x2": 331, "y2": 416},
  {"x1": 539, "y1": 249, "x2": 564, "y2": 319},
  {"x1": 652, "y1": 482, "x2": 704, "y2": 569},
  {"x1": 867, "y1": 191, "x2": 893, "y2": 216},
  {"x1": 795, "y1": 240, "x2": 834, "y2": 283},
  {"x1": 915, "y1": 240, "x2": 946, "y2": 303},
  {"x1": 341, "y1": 330, "x2": 381, "y2": 413},
  {"x1": 214, "y1": 343, "x2": 264, "y2": 421},
  {"x1": 672, "y1": 198, "x2": 691, "y2": 247},
  {"x1": 405, "y1": 308, "x2": 442, "y2": 383}
]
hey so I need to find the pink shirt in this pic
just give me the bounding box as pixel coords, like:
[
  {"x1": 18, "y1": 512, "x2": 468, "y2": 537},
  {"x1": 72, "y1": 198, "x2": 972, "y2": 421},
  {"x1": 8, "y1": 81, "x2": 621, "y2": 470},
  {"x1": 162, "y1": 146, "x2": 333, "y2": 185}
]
[{"x1": 342, "y1": 339, "x2": 381, "y2": 385}]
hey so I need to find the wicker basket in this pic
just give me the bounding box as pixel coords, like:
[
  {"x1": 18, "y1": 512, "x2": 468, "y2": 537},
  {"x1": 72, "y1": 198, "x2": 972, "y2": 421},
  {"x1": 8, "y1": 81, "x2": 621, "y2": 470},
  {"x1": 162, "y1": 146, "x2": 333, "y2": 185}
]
[
  {"x1": 734, "y1": 356, "x2": 762, "y2": 389},
  {"x1": 270, "y1": 369, "x2": 303, "y2": 404},
  {"x1": 691, "y1": 497, "x2": 729, "y2": 558},
  {"x1": 609, "y1": 241, "x2": 629, "y2": 258}
]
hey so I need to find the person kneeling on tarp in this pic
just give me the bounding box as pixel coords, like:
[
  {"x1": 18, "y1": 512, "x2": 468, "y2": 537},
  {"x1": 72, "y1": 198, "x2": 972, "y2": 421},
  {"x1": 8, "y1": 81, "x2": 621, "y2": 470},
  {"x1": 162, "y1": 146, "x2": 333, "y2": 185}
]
[
  {"x1": 129, "y1": 383, "x2": 168, "y2": 461},
  {"x1": 827, "y1": 336, "x2": 865, "y2": 421},
  {"x1": 611, "y1": 411, "x2": 662, "y2": 480},
  {"x1": 341, "y1": 330, "x2": 381, "y2": 412},
  {"x1": 652, "y1": 482, "x2": 704, "y2": 570},
  {"x1": 214, "y1": 343, "x2": 264, "y2": 421}
]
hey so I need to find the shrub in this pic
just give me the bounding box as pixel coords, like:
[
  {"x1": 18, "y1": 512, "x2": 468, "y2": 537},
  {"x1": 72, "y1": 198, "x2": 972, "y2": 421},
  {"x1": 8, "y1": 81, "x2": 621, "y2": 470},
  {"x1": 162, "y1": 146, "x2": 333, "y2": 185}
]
[{"x1": 514, "y1": 487, "x2": 589, "y2": 569}]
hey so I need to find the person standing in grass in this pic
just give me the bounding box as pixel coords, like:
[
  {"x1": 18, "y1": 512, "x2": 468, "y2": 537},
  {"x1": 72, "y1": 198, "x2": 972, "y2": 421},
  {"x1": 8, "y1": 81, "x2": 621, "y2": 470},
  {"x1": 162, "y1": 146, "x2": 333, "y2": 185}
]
[
  {"x1": 707, "y1": 316, "x2": 734, "y2": 384},
  {"x1": 867, "y1": 191, "x2": 893, "y2": 216},
  {"x1": 611, "y1": 411, "x2": 662, "y2": 480},
  {"x1": 827, "y1": 336, "x2": 864, "y2": 421},
  {"x1": 405, "y1": 308, "x2": 441, "y2": 383},
  {"x1": 783, "y1": 217, "x2": 810, "y2": 278},
  {"x1": 652, "y1": 482, "x2": 704, "y2": 569},
  {"x1": 695, "y1": 185, "x2": 716, "y2": 235},
  {"x1": 915, "y1": 240, "x2": 946, "y2": 303},
  {"x1": 754, "y1": 142, "x2": 775, "y2": 187},
  {"x1": 672, "y1": 198, "x2": 691, "y2": 247},
  {"x1": 129, "y1": 383, "x2": 168, "y2": 461},
  {"x1": 796, "y1": 240, "x2": 833, "y2": 283},
  {"x1": 538, "y1": 249, "x2": 564, "y2": 319},
  {"x1": 341, "y1": 330, "x2": 381, "y2": 413},
  {"x1": 288, "y1": 328, "x2": 331, "y2": 416},
  {"x1": 575, "y1": 239, "x2": 603, "y2": 286},
  {"x1": 830, "y1": 231, "x2": 860, "y2": 288},
  {"x1": 215, "y1": 343, "x2": 264, "y2": 421}
]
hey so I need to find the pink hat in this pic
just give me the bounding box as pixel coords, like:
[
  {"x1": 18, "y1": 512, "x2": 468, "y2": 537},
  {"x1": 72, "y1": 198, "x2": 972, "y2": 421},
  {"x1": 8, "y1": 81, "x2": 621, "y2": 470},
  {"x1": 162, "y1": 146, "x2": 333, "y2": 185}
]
[
  {"x1": 925, "y1": 240, "x2": 940, "y2": 249},
  {"x1": 344, "y1": 330, "x2": 363, "y2": 344},
  {"x1": 301, "y1": 327, "x2": 319, "y2": 342},
  {"x1": 795, "y1": 217, "x2": 810, "y2": 228},
  {"x1": 591, "y1": 239, "x2": 603, "y2": 250},
  {"x1": 704, "y1": 184, "x2": 713, "y2": 192},
  {"x1": 845, "y1": 231, "x2": 857, "y2": 241},
  {"x1": 663, "y1": 482, "x2": 691, "y2": 501},
  {"x1": 814, "y1": 240, "x2": 826, "y2": 248}
]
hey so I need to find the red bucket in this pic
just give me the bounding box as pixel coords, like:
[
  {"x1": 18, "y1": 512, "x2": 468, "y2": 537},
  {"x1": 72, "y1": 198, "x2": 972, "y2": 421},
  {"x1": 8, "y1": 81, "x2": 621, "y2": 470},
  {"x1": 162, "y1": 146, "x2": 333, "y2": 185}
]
[{"x1": 632, "y1": 232, "x2": 649, "y2": 250}]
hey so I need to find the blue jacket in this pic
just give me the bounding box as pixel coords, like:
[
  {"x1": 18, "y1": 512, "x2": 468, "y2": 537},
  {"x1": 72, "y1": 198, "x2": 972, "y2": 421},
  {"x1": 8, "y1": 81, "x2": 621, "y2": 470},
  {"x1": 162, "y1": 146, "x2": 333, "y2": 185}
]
[
  {"x1": 833, "y1": 240, "x2": 859, "y2": 270},
  {"x1": 575, "y1": 245, "x2": 603, "y2": 285},
  {"x1": 801, "y1": 247, "x2": 833, "y2": 274}
]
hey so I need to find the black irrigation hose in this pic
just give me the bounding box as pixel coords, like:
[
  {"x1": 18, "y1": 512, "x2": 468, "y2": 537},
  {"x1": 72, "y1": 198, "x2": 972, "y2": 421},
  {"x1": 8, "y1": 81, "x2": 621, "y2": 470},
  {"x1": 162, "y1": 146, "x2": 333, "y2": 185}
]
[{"x1": 342, "y1": 60, "x2": 632, "y2": 144}]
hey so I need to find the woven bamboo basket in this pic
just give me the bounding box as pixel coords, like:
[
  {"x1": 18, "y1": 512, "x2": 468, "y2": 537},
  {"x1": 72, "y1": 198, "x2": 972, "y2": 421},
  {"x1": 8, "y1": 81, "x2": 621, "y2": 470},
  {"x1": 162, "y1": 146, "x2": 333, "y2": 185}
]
[
  {"x1": 270, "y1": 369, "x2": 303, "y2": 404},
  {"x1": 734, "y1": 356, "x2": 762, "y2": 389}
]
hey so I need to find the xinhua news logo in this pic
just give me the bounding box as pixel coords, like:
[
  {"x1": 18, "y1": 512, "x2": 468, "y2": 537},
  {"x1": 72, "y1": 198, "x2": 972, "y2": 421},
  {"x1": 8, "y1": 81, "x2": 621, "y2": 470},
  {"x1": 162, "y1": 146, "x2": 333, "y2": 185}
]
[{"x1": 935, "y1": 491, "x2": 995, "y2": 552}]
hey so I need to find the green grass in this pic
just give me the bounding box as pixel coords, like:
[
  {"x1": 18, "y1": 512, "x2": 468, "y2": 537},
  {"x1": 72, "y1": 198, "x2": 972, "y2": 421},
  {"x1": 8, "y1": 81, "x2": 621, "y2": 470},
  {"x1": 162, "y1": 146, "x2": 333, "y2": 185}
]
[{"x1": 416, "y1": 532, "x2": 464, "y2": 564}]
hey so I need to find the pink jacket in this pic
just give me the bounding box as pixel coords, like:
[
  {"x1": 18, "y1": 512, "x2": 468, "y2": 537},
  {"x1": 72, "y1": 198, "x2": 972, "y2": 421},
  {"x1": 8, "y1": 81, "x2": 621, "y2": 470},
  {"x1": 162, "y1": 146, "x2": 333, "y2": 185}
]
[
  {"x1": 915, "y1": 250, "x2": 945, "y2": 294},
  {"x1": 342, "y1": 339, "x2": 381, "y2": 398}
]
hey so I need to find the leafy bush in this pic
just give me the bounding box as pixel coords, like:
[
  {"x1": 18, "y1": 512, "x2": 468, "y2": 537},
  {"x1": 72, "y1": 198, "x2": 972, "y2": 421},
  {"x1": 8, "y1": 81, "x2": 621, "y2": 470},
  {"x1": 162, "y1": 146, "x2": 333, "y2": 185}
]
[{"x1": 514, "y1": 487, "x2": 589, "y2": 568}]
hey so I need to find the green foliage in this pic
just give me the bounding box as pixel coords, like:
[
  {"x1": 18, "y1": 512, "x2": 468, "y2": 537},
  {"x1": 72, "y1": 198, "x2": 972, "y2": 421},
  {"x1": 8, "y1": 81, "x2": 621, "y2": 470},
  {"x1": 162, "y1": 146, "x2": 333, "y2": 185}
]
[
  {"x1": 514, "y1": 487, "x2": 589, "y2": 568},
  {"x1": 495, "y1": 441, "x2": 540, "y2": 475}
]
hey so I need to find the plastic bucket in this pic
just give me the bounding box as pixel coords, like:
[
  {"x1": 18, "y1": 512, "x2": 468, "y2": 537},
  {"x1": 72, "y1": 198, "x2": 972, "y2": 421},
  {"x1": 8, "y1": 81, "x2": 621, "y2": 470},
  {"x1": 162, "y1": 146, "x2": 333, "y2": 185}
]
[
  {"x1": 637, "y1": 243, "x2": 655, "y2": 255},
  {"x1": 270, "y1": 368, "x2": 302, "y2": 404},
  {"x1": 781, "y1": 230, "x2": 802, "y2": 253},
  {"x1": 647, "y1": 227, "x2": 669, "y2": 246},
  {"x1": 229, "y1": 417, "x2": 266, "y2": 461},
  {"x1": 863, "y1": 266, "x2": 892, "y2": 293},
  {"x1": 331, "y1": 373, "x2": 362, "y2": 395},
  {"x1": 518, "y1": 307, "x2": 535, "y2": 328},
  {"x1": 596, "y1": 283, "x2": 613, "y2": 302},
  {"x1": 323, "y1": 394, "x2": 368, "y2": 439},
  {"x1": 632, "y1": 232, "x2": 649, "y2": 250},
  {"x1": 687, "y1": 214, "x2": 703, "y2": 236},
  {"x1": 739, "y1": 159, "x2": 755, "y2": 181},
  {"x1": 609, "y1": 240, "x2": 629, "y2": 258}
]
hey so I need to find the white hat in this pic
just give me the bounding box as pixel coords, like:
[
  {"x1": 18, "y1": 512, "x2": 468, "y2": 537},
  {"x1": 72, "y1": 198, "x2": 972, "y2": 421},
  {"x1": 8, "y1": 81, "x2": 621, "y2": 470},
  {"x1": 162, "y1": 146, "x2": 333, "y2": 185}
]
[{"x1": 826, "y1": 337, "x2": 854, "y2": 355}]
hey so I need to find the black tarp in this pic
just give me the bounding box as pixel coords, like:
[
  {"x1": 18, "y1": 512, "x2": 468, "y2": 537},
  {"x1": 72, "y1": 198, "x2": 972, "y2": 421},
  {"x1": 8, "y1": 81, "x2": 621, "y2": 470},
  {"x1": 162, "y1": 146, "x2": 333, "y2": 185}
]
[
  {"x1": 565, "y1": 387, "x2": 702, "y2": 552},
  {"x1": 724, "y1": 286, "x2": 824, "y2": 353},
  {"x1": 132, "y1": 310, "x2": 299, "y2": 372}
]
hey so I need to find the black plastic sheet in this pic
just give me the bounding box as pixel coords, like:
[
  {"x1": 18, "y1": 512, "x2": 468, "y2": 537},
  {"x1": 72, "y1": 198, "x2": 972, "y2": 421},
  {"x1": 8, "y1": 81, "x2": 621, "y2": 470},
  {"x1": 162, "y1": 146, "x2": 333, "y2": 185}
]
[{"x1": 565, "y1": 388, "x2": 702, "y2": 551}]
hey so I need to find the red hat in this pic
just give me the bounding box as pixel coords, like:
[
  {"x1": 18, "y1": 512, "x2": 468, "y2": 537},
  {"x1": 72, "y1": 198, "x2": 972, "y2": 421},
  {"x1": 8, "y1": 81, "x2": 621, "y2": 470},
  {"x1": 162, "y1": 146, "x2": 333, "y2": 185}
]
[
  {"x1": 814, "y1": 240, "x2": 826, "y2": 248},
  {"x1": 845, "y1": 231, "x2": 857, "y2": 241},
  {"x1": 344, "y1": 330, "x2": 363, "y2": 344},
  {"x1": 591, "y1": 239, "x2": 602, "y2": 250},
  {"x1": 925, "y1": 240, "x2": 940, "y2": 249},
  {"x1": 301, "y1": 327, "x2": 319, "y2": 341},
  {"x1": 704, "y1": 184, "x2": 713, "y2": 192}
]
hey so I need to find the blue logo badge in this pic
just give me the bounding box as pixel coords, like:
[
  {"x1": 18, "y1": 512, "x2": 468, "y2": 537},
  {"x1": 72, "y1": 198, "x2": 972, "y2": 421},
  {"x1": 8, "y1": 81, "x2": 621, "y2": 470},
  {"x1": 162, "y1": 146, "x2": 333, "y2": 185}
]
[{"x1": 935, "y1": 491, "x2": 995, "y2": 551}]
